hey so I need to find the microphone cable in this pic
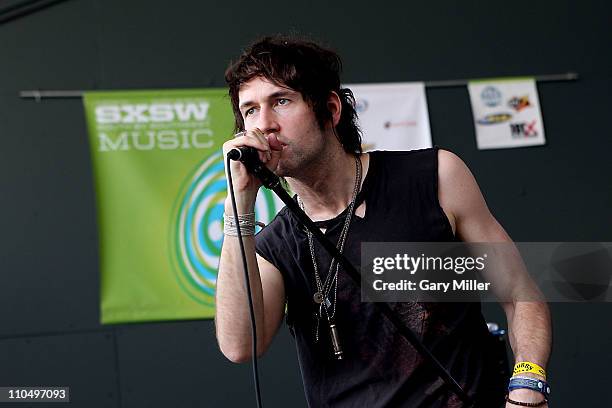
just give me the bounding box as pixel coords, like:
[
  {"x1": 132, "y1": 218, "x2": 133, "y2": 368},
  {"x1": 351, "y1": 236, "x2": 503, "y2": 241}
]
[{"x1": 225, "y1": 154, "x2": 263, "y2": 408}]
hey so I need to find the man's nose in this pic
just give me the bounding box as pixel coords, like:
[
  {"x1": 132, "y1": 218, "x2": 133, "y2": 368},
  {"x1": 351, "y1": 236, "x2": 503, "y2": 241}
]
[{"x1": 257, "y1": 105, "x2": 279, "y2": 134}]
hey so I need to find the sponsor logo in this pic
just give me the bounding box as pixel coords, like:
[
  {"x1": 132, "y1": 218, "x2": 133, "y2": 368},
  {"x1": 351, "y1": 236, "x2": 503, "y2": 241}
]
[
  {"x1": 508, "y1": 96, "x2": 531, "y2": 112},
  {"x1": 92, "y1": 100, "x2": 214, "y2": 152},
  {"x1": 384, "y1": 120, "x2": 417, "y2": 129},
  {"x1": 477, "y1": 113, "x2": 513, "y2": 125},
  {"x1": 97, "y1": 130, "x2": 213, "y2": 152},
  {"x1": 355, "y1": 98, "x2": 369, "y2": 113},
  {"x1": 510, "y1": 120, "x2": 538, "y2": 138},
  {"x1": 95, "y1": 102, "x2": 210, "y2": 124},
  {"x1": 480, "y1": 86, "x2": 502, "y2": 107}
]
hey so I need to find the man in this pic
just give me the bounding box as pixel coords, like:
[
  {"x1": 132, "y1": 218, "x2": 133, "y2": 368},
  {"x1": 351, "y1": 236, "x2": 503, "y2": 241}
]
[{"x1": 215, "y1": 36, "x2": 552, "y2": 407}]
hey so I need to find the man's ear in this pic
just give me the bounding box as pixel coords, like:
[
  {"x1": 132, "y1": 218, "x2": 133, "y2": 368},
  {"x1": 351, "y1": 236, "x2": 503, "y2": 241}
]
[{"x1": 327, "y1": 91, "x2": 342, "y2": 127}]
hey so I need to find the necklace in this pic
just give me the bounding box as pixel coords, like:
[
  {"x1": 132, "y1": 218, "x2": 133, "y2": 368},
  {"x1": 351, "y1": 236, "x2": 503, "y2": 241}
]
[{"x1": 298, "y1": 155, "x2": 362, "y2": 360}]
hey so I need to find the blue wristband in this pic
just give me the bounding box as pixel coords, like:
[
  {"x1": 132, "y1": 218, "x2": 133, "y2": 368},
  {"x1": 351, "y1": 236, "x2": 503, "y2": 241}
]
[{"x1": 508, "y1": 376, "x2": 551, "y2": 398}]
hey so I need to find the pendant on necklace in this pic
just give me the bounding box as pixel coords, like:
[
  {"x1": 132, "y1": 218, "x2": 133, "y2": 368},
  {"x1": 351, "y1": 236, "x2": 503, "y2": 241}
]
[
  {"x1": 313, "y1": 292, "x2": 324, "y2": 304},
  {"x1": 329, "y1": 322, "x2": 344, "y2": 360}
]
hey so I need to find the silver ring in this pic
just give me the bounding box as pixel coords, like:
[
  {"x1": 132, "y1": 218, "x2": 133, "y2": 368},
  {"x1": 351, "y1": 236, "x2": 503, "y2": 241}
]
[{"x1": 234, "y1": 131, "x2": 246, "y2": 138}]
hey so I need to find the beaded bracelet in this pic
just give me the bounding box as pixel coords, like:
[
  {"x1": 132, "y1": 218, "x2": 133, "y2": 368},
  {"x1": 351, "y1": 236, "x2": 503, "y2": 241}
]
[{"x1": 505, "y1": 395, "x2": 547, "y2": 407}]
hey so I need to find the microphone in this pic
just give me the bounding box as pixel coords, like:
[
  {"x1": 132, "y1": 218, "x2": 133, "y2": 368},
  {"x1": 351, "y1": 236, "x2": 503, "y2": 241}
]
[
  {"x1": 227, "y1": 146, "x2": 280, "y2": 189},
  {"x1": 227, "y1": 146, "x2": 259, "y2": 163}
]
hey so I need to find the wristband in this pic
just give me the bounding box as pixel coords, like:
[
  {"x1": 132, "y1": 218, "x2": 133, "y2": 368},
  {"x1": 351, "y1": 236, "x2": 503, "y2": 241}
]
[
  {"x1": 513, "y1": 361, "x2": 547, "y2": 379},
  {"x1": 223, "y1": 213, "x2": 256, "y2": 236},
  {"x1": 508, "y1": 376, "x2": 551, "y2": 398}
]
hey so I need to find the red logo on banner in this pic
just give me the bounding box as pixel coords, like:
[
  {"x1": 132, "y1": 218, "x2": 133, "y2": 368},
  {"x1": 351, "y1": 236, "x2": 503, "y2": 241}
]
[
  {"x1": 508, "y1": 96, "x2": 531, "y2": 112},
  {"x1": 510, "y1": 120, "x2": 538, "y2": 138}
]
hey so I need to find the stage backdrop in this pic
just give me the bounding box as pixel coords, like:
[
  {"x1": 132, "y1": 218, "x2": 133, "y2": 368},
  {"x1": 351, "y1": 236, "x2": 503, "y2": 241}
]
[{"x1": 84, "y1": 89, "x2": 281, "y2": 324}]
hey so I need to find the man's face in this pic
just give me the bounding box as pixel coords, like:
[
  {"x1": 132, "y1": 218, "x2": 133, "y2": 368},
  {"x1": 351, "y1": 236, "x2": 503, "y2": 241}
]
[{"x1": 238, "y1": 76, "x2": 328, "y2": 177}]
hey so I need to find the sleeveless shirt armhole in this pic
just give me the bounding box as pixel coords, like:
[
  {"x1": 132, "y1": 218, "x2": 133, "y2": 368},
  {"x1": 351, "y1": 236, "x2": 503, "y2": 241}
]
[
  {"x1": 254, "y1": 245, "x2": 294, "y2": 331},
  {"x1": 254, "y1": 207, "x2": 290, "y2": 267},
  {"x1": 254, "y1": 243, "x2": 275, "y2": 267},
  {"x1": 432, "y1": 145, "x2": 458, "y2": 240},
  {"x1": 254, "y1": 223, "x2": 294, "y2": 330}
]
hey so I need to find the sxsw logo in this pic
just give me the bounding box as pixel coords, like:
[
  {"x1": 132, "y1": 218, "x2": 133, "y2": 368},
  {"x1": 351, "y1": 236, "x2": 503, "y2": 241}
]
[
  {"x1": 95, "y1": 102, "x2": 210, "y2": 124},
  {"x1": 510, "y1": 120, "x2": 538, "y2": 138},
  {"x1": 93, "y1": 101, "x2": 214, "y2": 152}
]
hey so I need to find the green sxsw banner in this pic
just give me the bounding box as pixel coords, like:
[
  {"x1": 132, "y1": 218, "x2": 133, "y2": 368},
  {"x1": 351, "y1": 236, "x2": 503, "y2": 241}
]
[{"x1": 83, "y1": 89, "x2": 280, "y2": 324}]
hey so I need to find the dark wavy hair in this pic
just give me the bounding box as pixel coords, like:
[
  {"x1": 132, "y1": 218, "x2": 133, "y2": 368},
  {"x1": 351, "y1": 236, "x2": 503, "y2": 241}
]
[{"x1": 225, "y1": 35, "x2": 362, "y2": 154}]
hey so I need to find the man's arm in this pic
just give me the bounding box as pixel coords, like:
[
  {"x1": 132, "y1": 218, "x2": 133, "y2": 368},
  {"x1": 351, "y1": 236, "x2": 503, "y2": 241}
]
[
  {"x1": 438, "y1": 149, "x2": 552, "y2": 404},
  {"x1": 215, "y1": 131, "x2": 286, "y2": 363},
  {"x1": 215, "y1": 232, "x2": 286, "y2": 363}
]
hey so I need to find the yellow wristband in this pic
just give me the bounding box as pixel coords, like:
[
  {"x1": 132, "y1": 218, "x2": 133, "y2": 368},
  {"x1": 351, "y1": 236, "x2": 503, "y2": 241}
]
[{"x1": 513, "y1": 361, "x2": 547, "y2": 379}]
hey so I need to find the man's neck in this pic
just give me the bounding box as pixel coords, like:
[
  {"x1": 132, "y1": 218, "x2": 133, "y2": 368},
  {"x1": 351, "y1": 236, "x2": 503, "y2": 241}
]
[{"x1": 288, "y1": 150, "x2": 362, "y2": 221}]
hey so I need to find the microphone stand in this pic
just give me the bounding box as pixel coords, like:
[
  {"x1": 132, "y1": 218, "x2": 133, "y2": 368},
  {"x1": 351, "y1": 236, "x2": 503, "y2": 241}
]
[{"x1": 230, "y1": 151, "x2": 473, "y2": 407}]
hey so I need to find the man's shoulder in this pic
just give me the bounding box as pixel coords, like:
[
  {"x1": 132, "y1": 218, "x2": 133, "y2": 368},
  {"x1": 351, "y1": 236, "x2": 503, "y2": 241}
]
[
  {"x1": 436, "y1": 149, "x2": 470, "y2": 185},
  {"x1": 369, "y1": 147, "x2": 441, "y2": 173},
  {"x1": 370, "y1": 147, "x2": 438, "y2": 157}
]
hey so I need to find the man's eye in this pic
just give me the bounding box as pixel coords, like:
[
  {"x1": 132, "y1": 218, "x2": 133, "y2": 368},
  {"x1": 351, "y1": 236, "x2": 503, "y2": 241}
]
[
  {"x1": 277, "y1": 98, "x2": 289, "y2": 106},
  {"x1": 244, "y1": 107, "x2": 255, "y2": 116}
]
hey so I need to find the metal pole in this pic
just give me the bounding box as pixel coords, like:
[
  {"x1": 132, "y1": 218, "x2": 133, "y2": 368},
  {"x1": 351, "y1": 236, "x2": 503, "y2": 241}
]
[
  {"x1": 19, "y1": 72, "x2": 579, "y2": 100},
  {"x1": 425, "y1": 72, "x2": 579, "y2": 88},
  {"x1": 0, "y1": 0, "x2": 73, "y2": 25},
  {"x1": 19, "y1": 90, "x2": 85, "y2": 101}
]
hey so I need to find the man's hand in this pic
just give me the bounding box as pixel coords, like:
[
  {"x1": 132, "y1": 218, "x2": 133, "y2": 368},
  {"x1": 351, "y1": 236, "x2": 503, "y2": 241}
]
[{"x1": 222, "y1": 128, "x2": 281, "y2": 213}]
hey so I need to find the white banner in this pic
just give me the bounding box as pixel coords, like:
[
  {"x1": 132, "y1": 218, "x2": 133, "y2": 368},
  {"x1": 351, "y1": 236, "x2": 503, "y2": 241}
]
[
  {"x1": 468, "y1": 79, "x2": 545, "y2": 150},
  {"x1": 345, "y1": 82, "x2": 432, "y2": 151}
]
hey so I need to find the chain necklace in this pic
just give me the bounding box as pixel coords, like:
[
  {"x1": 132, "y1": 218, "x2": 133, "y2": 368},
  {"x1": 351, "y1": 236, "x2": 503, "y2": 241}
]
[{"x1": 297, "y1": 155, "x2": 362, "y2": 360}]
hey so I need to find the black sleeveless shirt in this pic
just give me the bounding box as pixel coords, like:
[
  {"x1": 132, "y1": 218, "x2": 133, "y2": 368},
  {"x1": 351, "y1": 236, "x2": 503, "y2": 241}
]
[{"x1": 256, "y1": 148, "x2": 504, "y2": 408}]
